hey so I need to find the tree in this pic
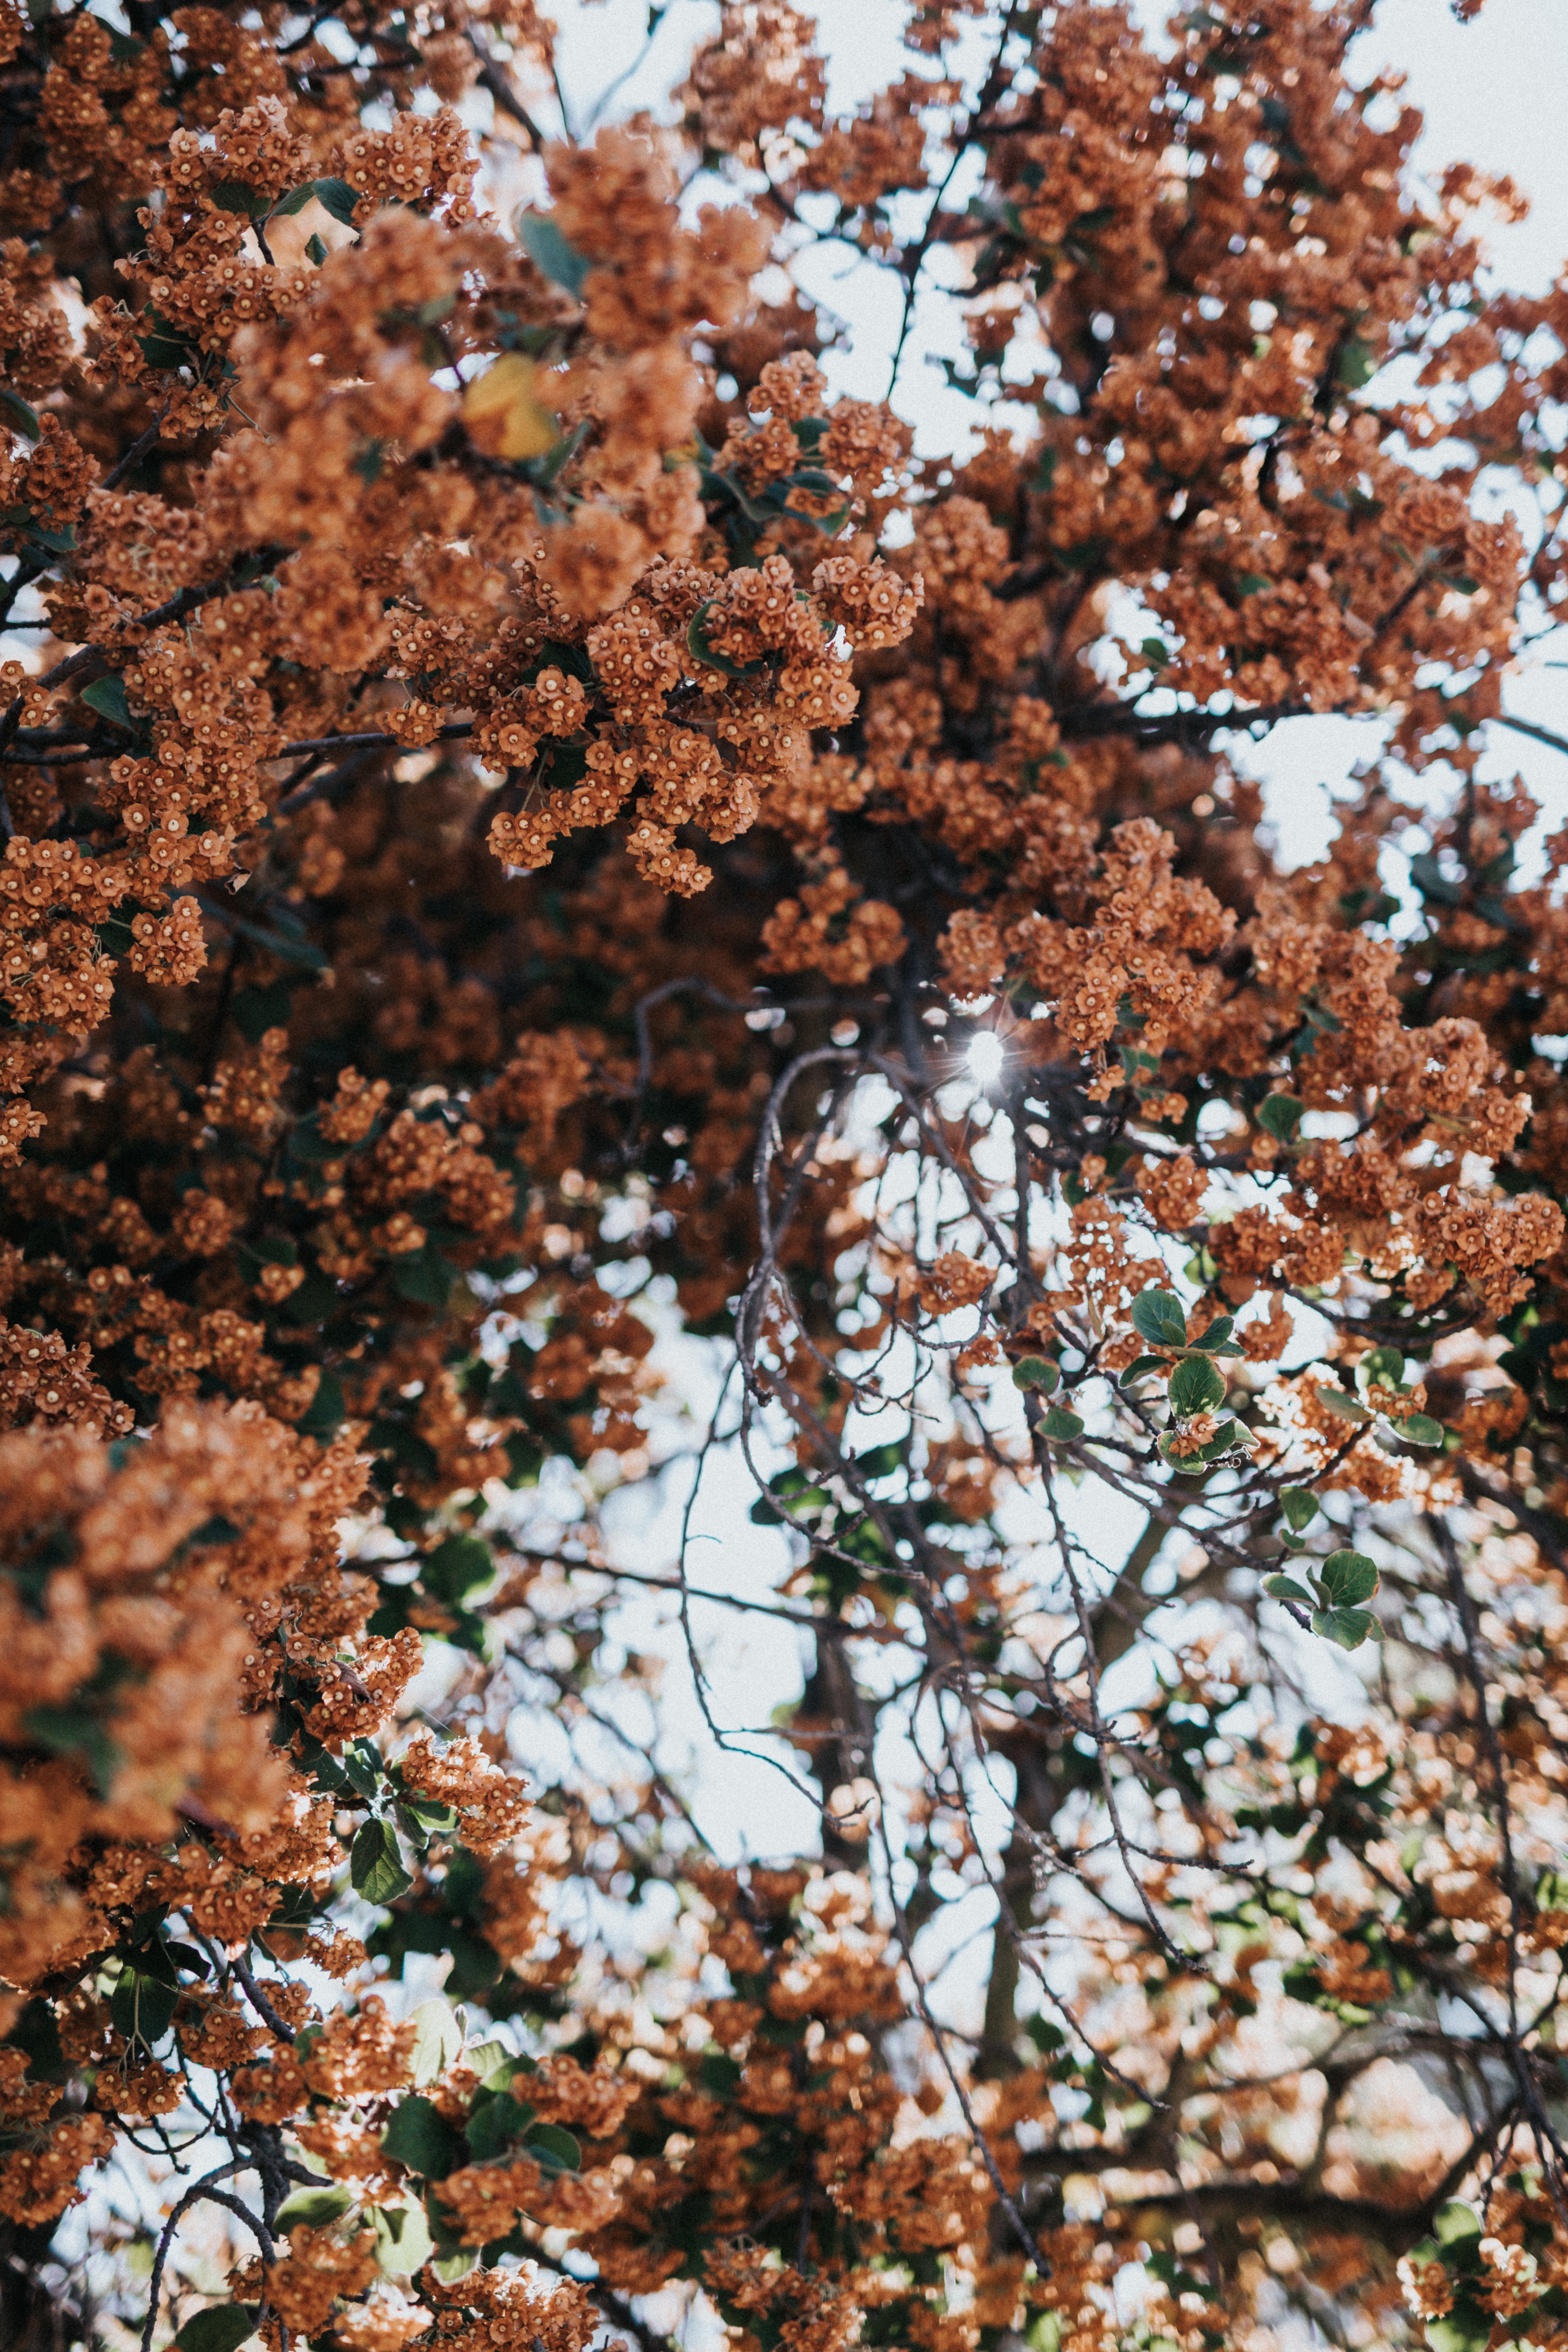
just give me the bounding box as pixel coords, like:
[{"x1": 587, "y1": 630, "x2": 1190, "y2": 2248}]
[{"x1": 0, "y1": 0, "x2": 1566, "y2": 2345}]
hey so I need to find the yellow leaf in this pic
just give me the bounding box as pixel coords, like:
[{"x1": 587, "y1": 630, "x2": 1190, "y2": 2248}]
[{"x1": 462, "y1": 354, "x2": 559, "y2": 462}]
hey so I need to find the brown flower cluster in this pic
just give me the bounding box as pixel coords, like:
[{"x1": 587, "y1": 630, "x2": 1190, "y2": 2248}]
[{"x1": 0, "y1": 1, "x2": 1567, "y2": 2348}]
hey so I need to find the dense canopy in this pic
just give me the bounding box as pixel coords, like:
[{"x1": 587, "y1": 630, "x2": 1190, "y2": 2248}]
[{"x1": 2, "y1": 2, "x2": 1568, "y2": 2350}]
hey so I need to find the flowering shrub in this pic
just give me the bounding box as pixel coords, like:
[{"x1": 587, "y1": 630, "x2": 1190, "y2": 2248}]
[{"x1": 0, "y1": 0, "x2": 1566, "y2": 2347}]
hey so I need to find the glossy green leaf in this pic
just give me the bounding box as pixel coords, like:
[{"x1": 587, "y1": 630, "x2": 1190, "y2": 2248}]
[
  {"x1": 464, "y1": 2087, "x2": 537, "y2": 2160},
  {"x1": 1129, "y1": 1288, "x2": 1187, "y2": 1348},
  {"x1": 341, "y1": 1741, "x2": 383, "y2": 1800},
  {"x1": 1311, "y1": 1605, "x2": 1378, "y2": 1650},
  {"x1": 1187, "y1": 1314, "x2": 1234, "y2": 1350},
  {"x1": 81, "y1": 674, "x2": 137, "y2": 733},
  {"x1": 210, "y1": 179, "x2": 270, "y2": 217},
  {"x1": 1392, "y1": 1412, "x2": 1445, "y2": 1447},
  {"x1": 1261, "y1": 1574, "x2": 1315, "y2": 1605},
  {"x1": 517, "y1": 210, "x2": 591, "y2": 296},
  {"x1": 1279, "y1": 1486, "x2": 1318, "y2": 1531},
  {"x1": 296, "y1": 1369, "x2": 344, "y2": 1440},
  {"x1": 424, "y1": 1533, "x2": 494, "y2": 1604},
  {"x1": 173, "y1": 2310, "x2": 262, "y2": 2352},
  {"x1": 309, "y1": 177, "x2": 361, "y2": 225},
  {"x1": 369, "y1": 2198, "x2": 433, "y2": 2276},
  {"x1": 1427, "y1": 2312, "x2": 1495, "y2": 2352},
  {"x1": 1168, "y1": 1356, "x2": 1224, "y2": 1416},
  {"x1": 526, "y1": 2121, "x2": 582, "y2": 2174},
  {"x1": 1010, "y1": 1356, "x2": 1058, "y2": 1392},
  {"x1": 1336, "y1": 335, "x2": 1377, "y2": 387},
  {"x1": 0, "y1": 388, "x2": 40, "y2": 442},
  {"x1": 350, "y1": 1819, "x2": 411, "y2": 1905},
  {"x1": 1315, "y1": 1385, "x2": 1373, "y2": 1423},
  {"x1": 407, "y1": 1997, "x2": 463, "y2": 2086},
  {"x1": 1357, "y1": 1344, "x2": 1406, "y2": 1392},
  {"x1": 465, "y1": 2039, "x2": 524, "y2": 2086},
  {"x1": 273, "y1": 2184, "x2": 354, "y2": 2230},
  {"x1": 1040, "y1": 1404, "x2": 1083, "y2": 1440},
  {"x1": 110, "y1": 1968, "x2": 177, "y2": 2050},
  {"x1": 1256, "y1": 1093, "x2": 1303, "y2": 1141},
  {"x1": 1318, "y1": 1548, "x2": 1378, "y2": 1607},
  {"x1": 382, "y1": 2093, "x2": 461, "y2": 2180}
]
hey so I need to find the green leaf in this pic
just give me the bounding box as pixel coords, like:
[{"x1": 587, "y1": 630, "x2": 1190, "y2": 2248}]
[
  {"x1": 382, "y1": 2093, "x2": 462, "y2": 2180},
  {"x1": 1139, "y1": 637, "x2": 1169, "y2": 670},
  {"x1": 1356, "y1": 1344, "x2": 1405, "y2": 1392},
  {"x1": 1314, "y1": 1384, "x2": 1373, "y2": 1423},
  {"x1": 424, "y1": 1533, "x2": 493, "y2": 1605},
  {"x1": 210, "y1": 179, "x2": 270, "y2": 217},
  {"x1": 1318, "y1": 1548, "x2": 1378, "y2": 1607},
  {"x1": 110, "y1": 1969, "x2": 177, "y2": 2050},
  {"x1": 852, "y1": 1441, "x2": 904, "y2": 1479},
  {"x1": 296, "y1": 1370, "x2": 344, "y2": 1441},
  {"x1": 1256, "y1": 1094, "x2": 1303, "y2": 1141},
  {"x1": 341, "y1": 1741, "x2": 383, "y2": 1800},
  {"x1": 464, "y1": 2087, "x2": 537, "y2": 2160},
  {"x1": 528, "y1": 414, "x2": 591, "y2": 490},
  {"x1": 350, "y1": 1820, "x2": 411, "y2": 1905},
  {"x1": 1434, "y1": 2202, "x2": 1483, "y2": 2247},
  {"x1": 1010, "y1": 1356, "x2": 1059, "y2": 1392},
  {"x1": 1409, "y1": 849, "x2": 1462, "y2": 907},
  {"x1": 1280, "y1": 1486, "x2": 1319, "y2": 1531},
  {"x1": 369, "y1": 2198, "x2": 433, "y2": 2276},
  {"x1": 1129, "y1": 1288, "x2": 1187, "y2": 1348},
  {"x1": 465, "y1": 2039, "x2": 516, "y2": 2085},
  {"x1": 525, "y1": 2122, "x2": 581, "y2": 2174},
  {"x1": 700, "y1": 2049, "x2": 743, "y2": 2094},
  {"x1": 313, "y1": 180, "x2": 359, "y2": 228},
  {"x1": 25, "y1": 1704, "x2": 122, "y2": 1798},
  {"x1": 1187, "y1": 1314, "x2": 1234, "y2": 1350},
  {"x1": 80, "y1": 674, "x2": 138, "y2": 733},
  {"x1": 1427, "y1": 2312, "x2": 1494, "y2": 2352},
  {"x1": 407, "y1": 1997, "x2": 463, "y2": 2087},
  {"x1": 517, "y1": 210, "x2": 591, "y2": 297},
  {"x1": 1392, "y1": 1412, "x2": 1445, "y2": 1447},
  {"x1": 0, "y1": 389, "x2": 40, "y2": 443},
  {"x1": 1168, "y1": 1356, "x2": 1224, "y2": 1416},
  {"x1": 272, "y1": 181, "x2": 318, "y2": 217},
  {"x1": 392, "y1": 1246, "x2": 455, "y2": 1309},
  {"x1": 1040, "y1": 1404, "x2": 1083, "y2": 1440},
  {"x1": 273, "y1": 2184, "x2": 354, "y2": 2230},
  {"x1": 1335, "y1": 335, "x2": 1377, "y2": 388},
  {"x1": 1119, "y1": 1353, "x2": 1168, "y2": 1385},
  {"x1": 173, "y1": 2310, "x2": 262, "y2": 2352},
  {"x1": 1262, "y1": 1575, "x2": 1315, "y2": 1605},
  {"x1": 1311, "y1": 1606, "x2": 1377, "y2": 1650},
  {"x1": 305, "y1": 232, "x2": 328, "y2": 266},
  {"x1": 138, "y1": 329, "x2": 192, "y2": 370}
]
